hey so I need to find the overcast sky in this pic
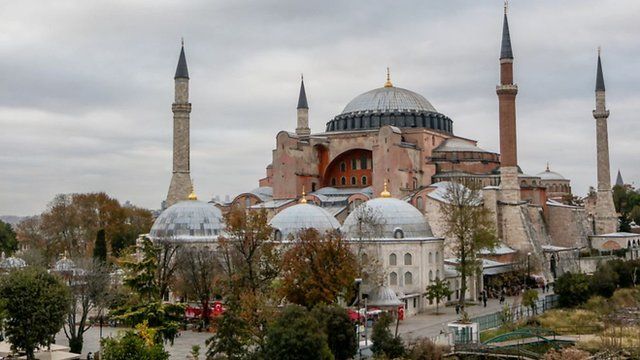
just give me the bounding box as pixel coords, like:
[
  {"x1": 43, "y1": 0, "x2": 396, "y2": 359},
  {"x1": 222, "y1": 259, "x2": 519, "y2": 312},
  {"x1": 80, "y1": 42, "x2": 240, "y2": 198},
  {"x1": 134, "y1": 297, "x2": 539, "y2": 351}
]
[{"x1": 1, "y1": 0, "x2": 639, "y2": 216}]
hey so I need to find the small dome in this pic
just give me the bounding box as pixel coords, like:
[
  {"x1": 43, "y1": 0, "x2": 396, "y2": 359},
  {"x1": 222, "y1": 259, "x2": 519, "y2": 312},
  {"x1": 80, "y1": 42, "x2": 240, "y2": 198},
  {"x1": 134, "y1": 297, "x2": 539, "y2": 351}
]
[
  {"x1": 341, "y1": 86, "x2": 437, "y2": 115},
  {"x1": 342, "y1": 197, "x2": 433, "y2": 239},
  {"x1": 367, "y1": 285, "x2": 403, "y2": 307},
  {"x1": 0, "y1": 252, "x2": 26, "y2": 270},
  {"x1": 433, "y1": 138, "x2": 489, "y2": 153},
  {"x1": 149, "y1": 200, "x2": 224, "y2": 243},
  {"x1": 537, "y1": 168, "x2": 565, "y2": 181},
  {"x1": 269, "y1": 203, "x2": 340, "y2": 240},
  {"x1": 54, "y1": 256, "x2": 76, "y2": 272}
]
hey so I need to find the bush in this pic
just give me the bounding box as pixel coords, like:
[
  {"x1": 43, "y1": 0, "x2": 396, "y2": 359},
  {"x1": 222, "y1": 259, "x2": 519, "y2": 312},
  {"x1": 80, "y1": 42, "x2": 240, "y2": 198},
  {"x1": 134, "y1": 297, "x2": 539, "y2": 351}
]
[
  {"x1": 312, "y1": 305, "x2": 357, "y2": 360},
  {"x1": 590, "y1": 263, "x2": 619, "y2": 298},
  {"x1": 371, "y1": 313, "x2": 405, "y2": 359},
  {"x1": 406, "y1": 338, "x2": 449, "y2": 360},
  {"x1": 537, "y1": 309, "x2": 601, "y2": 334},
  {"x1": 101, "y1": 330, "x2": 169, "y2": 360},
  {"x1": 554, "y1": 272, "x2": 591, "y2": 308}
]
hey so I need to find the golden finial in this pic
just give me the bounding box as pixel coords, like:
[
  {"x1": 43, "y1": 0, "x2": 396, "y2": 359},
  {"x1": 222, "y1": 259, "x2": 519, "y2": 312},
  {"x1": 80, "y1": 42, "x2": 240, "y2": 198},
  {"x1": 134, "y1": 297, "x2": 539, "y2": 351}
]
[
  {"x1": 504, "y1": 0, "x2": 508, "y2": 14},
  {"x1": 300, "y1": 186, "x2": 307, "y2": 204},
  {"x1": 188, "y1": 183, "x2": 198, "y2": 200},
  {"x1": 546, "y1": 162, "x2": 550, "y2": 172},
  {"x1": 384, "y1": 67, "x2": 393, "y2": 88},
  {"x1": 380, "y1": 180, "x2": 392, "y2": 198}
]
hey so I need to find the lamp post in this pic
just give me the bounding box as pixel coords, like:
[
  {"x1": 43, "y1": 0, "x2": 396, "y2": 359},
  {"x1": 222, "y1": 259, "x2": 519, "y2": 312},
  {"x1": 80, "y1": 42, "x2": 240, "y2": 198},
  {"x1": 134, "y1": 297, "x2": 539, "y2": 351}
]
[{"x1": 526, "y1": 252, "x2": 531, "y2": 289}]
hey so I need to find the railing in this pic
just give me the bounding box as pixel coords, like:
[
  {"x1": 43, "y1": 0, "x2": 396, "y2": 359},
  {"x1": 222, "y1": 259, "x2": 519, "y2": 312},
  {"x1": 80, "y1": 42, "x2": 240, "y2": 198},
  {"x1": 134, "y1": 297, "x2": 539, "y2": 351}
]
[{"x1": 471, "y1": 294, "x2": 559, "y2": 331}]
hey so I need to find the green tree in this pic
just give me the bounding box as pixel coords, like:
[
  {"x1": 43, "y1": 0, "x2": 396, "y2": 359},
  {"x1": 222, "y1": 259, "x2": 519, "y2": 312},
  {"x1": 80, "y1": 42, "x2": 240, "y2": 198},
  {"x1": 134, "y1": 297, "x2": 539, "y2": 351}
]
[
  {"x1": 93, "y1": 229, "x2": 107, "y2": 262},
  {"x1": 0, "y1": 219, "x2": 18, "y2": 255},
  {"x1": 312, "y1": 305, "x2": 358, "y2": 360},
  {"x1": 101, "y1": 327, "x2": 169, "y2": 360},
  {"x1": 0, "y1": 267, "x2": 71, "y2": 359},
  {"x1": 590, "y1": 263, "x2": 619, "y2": 298},
  {"x1": 280, "y1": 229, "x2": 358, "y2": 308},
  {"x1": 371, "y1": 313, "x2": 405, "y2": 359},
  {"x1": 425, "y1": 278, "x2": 453, "y2": 314},
  {"x1": 522, "y1": 289, "x2": 539, "y2": 314},
  {"x1": 263, "y1": 305, "x2": 332, "y2": 360},
  {"x1": 440, "y1": 181, "x2": 498, "y2": 306},
  {"x1": 554, "y1": 272, "x2": 592, "y2": 308},
  {"x1": 206, "y1": 306, "x2": 251, "y2": 360}
]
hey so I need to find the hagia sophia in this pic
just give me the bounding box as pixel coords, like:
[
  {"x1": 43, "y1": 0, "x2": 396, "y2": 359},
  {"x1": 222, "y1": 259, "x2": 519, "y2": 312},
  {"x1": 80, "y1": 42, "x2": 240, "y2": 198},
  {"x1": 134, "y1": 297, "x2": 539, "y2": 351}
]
[{"x1": 147, "y1": 7, "x2": 640, "y2": 316}]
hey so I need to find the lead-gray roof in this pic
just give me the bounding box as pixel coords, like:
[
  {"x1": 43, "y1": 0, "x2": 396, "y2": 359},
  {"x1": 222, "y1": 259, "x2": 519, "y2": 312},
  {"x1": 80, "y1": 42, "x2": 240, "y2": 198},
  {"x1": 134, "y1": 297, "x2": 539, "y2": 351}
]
[
  {"x1": 596, "y1": 53, "x2": 605, "y2": 91},
  {"x1": 149, "y1": 200, "x2": 224, "y2": 243},
  {"x1": 0, "y1": 252, "x2": 26, "y2": 269},
  {"x1": 269, "y1": 203, "x2": 340, "y2": 239},
  {"x1": 175, "y1": 45, "x2": 189, "y2": 79},
  {"x1": 433, "y1": 138, "x2": 489, "y2": 153},
  {"x1": 297, "y1": 77, "x2": 308, "y2": 109},
  {"x1": 341, "y1": 86, "x2": 437, "y2": 115},
  {"x1": 500, "y1": 14, "x2": 514, "y2": 59}
]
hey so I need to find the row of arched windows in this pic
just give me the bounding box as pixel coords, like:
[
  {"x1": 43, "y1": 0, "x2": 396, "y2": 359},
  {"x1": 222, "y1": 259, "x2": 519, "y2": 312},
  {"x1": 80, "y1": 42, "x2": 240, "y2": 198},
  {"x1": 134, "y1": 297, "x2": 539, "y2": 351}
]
[
  {"x1": 330, "y1": 176, "x2": 368, "y2": 186},
  {"x1": 428, "y1": 251, "x2": 439, "y2": 264},
  {"x1": 389, "y1": 271, "x2": 412, "y2": 286},
  {"x1": 389, "y1": 252, "x2": 412, "y2": 266}
]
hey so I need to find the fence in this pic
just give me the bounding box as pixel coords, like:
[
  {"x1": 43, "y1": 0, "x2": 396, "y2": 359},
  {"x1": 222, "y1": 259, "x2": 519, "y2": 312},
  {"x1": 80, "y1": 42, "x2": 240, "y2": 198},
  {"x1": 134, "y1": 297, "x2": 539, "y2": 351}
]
[{"x1": 471, "y1": 294, "x2": 559, "y2": 331}]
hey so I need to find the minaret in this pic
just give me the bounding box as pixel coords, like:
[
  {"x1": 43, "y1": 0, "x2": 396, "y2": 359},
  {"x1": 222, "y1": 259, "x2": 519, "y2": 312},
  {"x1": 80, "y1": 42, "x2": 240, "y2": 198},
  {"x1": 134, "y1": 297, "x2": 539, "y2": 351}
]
[
  {"x1": 497, "y1": 5, "x2": 520, "y2": 202},
  {"x1": 615, "y1": 170, "x2": 624, "y2": 187},
  {"x1": 165, "y1": 41, "x2": 194, "y2": 208},
  {"x1": 593, "y1": 49, "x2": 618, "y2": 234},
  {"x1": 295, "y1": 75, "x2": 310, "y2": 137}
]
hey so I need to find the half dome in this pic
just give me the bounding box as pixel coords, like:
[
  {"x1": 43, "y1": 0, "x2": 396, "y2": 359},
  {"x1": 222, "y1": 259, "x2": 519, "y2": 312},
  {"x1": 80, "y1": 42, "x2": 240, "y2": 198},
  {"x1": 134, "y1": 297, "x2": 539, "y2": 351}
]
[
  {"x1": 342, "y1": 197, "x2": 433, "y2": 240},
  {"x1": 149, "y1": 200, "x2": 224, "y2": 243},
  {"x1": 269, "y1": 203, "x2": 340, "y2": 240}
]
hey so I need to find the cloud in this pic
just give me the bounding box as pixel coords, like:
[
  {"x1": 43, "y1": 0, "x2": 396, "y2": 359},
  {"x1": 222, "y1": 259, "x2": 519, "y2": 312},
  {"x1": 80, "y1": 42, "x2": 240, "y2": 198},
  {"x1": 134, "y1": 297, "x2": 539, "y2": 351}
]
[{"x1": 1, "y1": 0, "x2": 639, "y2": 215}]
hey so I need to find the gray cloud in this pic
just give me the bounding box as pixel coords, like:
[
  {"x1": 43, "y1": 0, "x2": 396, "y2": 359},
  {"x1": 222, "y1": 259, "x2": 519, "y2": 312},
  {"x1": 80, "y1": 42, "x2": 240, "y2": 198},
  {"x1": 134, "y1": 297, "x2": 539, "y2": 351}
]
[{"x1": 1, "y1": 0, "x2": 639, "y2": 215}]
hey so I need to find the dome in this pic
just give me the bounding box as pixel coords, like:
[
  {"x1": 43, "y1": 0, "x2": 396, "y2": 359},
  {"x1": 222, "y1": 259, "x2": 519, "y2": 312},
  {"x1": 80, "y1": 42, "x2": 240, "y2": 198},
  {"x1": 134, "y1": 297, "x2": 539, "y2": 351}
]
[
  {"x1": 269, "y1": 202, "x2": 340, "y2": 240},
  {"x1": 341, "y1": 87, "x2": 437, "y2": 115},
  {"x1": 367, "y1": 285, "x2": 403, "y2": 307},
  {"x1": 149, "y1": 199, "x2": 224, "y2": 243},
  {"x1": 0, "y1": 252, "x2": 26, "y2": 270},
  {"x1": 342, "y1": 197, "x2": 433, "y2": 240},
  {"x1": 433, "y1": 138, "x2": 489, "y2": 153},
  {"x1": 537, "y1": 167, "x2": 565, "y2": 181},
  {"x1": 325, "y1": 85, "x2": 453, "y2": 134},
  {"x1": 54, "y1": 257, "x2": 76, "y2": 272}
]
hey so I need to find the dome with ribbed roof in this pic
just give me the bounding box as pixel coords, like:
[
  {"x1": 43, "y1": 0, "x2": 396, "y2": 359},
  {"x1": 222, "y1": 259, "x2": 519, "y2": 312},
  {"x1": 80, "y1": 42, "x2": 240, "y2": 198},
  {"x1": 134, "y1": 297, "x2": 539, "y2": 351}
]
[
  {"x1": 537, "y1": 165, "x2": 566, "y2": 181},
  {"x1": 149, "y1": 199, "x2": 224, "y2": 243},
  {"x1": 0, "y1": 252, "x2": 26, "y2": 270},
  {"x1": 341, "y1": 87, "x2": 437, "y2": 114},
  {"x1": 269, "y1": 203, "x2": 340, "y2": 240}
]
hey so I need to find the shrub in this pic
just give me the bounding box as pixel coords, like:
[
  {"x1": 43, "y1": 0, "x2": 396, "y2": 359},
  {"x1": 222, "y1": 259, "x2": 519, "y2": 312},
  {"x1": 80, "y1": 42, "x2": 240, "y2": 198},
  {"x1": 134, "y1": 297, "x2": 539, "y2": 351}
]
[
  {"x1": 371, "y1": 313, "x2": 405, "y2": 359},
  {"x1": 590, "y1": 263, "x2": 619, "y2": 298},
  {"x1": 406, "y1": 338, "x2": 449, "y2": 360},
  {"x1": 554, "y1": 272, "x2": 591, "y2": 308}
]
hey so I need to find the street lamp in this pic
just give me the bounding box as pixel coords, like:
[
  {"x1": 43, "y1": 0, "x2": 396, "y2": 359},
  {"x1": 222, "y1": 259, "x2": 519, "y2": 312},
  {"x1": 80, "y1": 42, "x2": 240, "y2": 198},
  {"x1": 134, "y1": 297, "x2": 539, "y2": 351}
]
[{"x1": 526, "y1": 252, "x2": 532, "y2": 289}]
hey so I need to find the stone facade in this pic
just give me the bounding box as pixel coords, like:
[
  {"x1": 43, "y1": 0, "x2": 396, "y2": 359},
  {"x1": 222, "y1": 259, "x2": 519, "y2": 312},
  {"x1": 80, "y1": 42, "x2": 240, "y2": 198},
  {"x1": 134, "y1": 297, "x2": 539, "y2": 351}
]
[{"x1": 546, "y1": 203, "x2": 592, "y2": 249}]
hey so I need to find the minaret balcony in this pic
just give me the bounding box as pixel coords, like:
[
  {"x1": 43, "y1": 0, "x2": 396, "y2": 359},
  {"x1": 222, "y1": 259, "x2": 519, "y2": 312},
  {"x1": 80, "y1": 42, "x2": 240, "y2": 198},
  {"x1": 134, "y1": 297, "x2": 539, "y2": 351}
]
[{"x1": 496, "y1": 84, "x2": 518, "y2": 94}]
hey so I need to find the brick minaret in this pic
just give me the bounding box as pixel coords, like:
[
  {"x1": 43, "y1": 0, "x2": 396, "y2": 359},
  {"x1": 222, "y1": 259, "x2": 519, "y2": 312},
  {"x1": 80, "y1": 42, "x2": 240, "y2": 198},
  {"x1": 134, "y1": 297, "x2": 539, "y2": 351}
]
[
  {"x1": 593, "y1": 50, "x2": 618, "y2": 234},
  {"x1": 496, "y1": 8, "x2": 520, "y2": 203},
  {"x1": 166, "y1": 42, "x2": 193, "y2": 208},
  {"x1": 295, "y1": 75, "x2": 310, "y2": 137}
]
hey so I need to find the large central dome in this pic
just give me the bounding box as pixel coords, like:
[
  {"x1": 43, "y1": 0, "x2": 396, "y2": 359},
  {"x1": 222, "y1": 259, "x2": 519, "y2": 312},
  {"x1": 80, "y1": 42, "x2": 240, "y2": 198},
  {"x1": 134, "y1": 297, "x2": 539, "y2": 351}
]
[
  {"x1": 325, "y1": 83, "x2": 453, "y2": 134},
  {"x1": 341, "y1": 86, "x2": 438, "y2": 114}
]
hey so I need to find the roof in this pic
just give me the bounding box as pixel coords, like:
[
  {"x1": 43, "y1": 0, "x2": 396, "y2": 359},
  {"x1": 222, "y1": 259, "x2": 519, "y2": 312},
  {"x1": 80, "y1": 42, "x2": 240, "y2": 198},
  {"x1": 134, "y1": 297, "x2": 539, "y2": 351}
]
[
  {"x1": 174, "y1": 45, "x2": 189, "y2": 79},
  {"x1": 500, "y1": 13, "x2": 514, "y2": 59},
  {"x1": 616, "y1": 170, "x2": 624, "y2": 187},
  {"x1": 297, "y1": 77, "x2": 308, "y2": 109},
  {"x1": 248, "y1": 186, "x2": 273, "y2": 202},
  {"x1": 269, "y1": 203, "x2": 340, "y2": 239},
  {"x1": 479, "y1": 244, "x2": 516, "y2": 255},
  {"x1": 596, "y1": 53, "x2": 605, "y2": 91},
  {"x1": 433, "y1": 137, "x2": 489, "y2": 153},
  {"x1": 366, "y1": 285, "x2": 403, "y2": 307},
  {"x1": 426, "y1": 181, "x2": 481, "y2": 206},
  {"x1": 542, "y1": 245, "x2": 576, "y2": 252},
  {"x1": 537, "y1": 168, "x2": 566, "y2": 180},
  {"x1": 149, "y1": 200, "x2": 224, "y2": 243},
  {"x1": 341, "y1": 86, "x2": 437, "y2": 115},
  {"x1": 591, "y1": 232, "x2": 640, "y2": 238},
  {"x1": 250, "y1": 199, "x2": 295, "y2": 209}
]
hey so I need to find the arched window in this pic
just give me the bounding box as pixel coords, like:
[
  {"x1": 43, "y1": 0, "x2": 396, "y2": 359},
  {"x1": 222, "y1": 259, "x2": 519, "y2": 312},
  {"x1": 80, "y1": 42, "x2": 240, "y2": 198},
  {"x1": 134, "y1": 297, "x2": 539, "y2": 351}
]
[
  {"x1": 390, "y1": 272, "x2": 398, "y2": 286},
  {"x1": 404, "y1": 272, "x2": 413, "y2": 285},
  {"x1": 340, "y1": 162, "x2": 346, "y2": 172},
  {"x1": 413, "y1": 177, "x2": 418, "y2": 189},
  {"x1": 361, "y1": 253, "x2": 368, "y2": 264},
  {"x1": 351, "y1": 158, "x2": 357, "y2": 170},
  {"x1": 360, "y1": 156, "x2": 368, "y2": 169},
  {"x1": 416, "y1": 196, "x2": 424, "y2": 211},
  {"x1": 429, "y1": 270, "x2": 433, "y2": 281},
  {"x1": 389, "y1": 253, "x2": 397, "y2": 266},
  {"x1": 394, "y1": 229, "x2": 404, "y2": 239},
  {"x1": 404, "y1": 253, "x2": 412, "y2": 265},
  {"x1": 436, "y1": 269, "x2": 440, "y2": 280},
  {"x1": 341, "y1": 177, "x2": 346, "y2": 185},
  {"x1": 274, "y1": 229, "x2": 282, "y2": 242},
  {"x1": 362, "y1": 176, "x2": 367, "y2": 185},
  {"x1": 429, "y1": 252, "x2": 433, "y2": 264},
  {"x1": 351, "y1": 176, "x2": 357, "y2": 185},
  {"x1": 331, "y1": 178, "x2": 336, "y2": 186},
  {"x1": 435, "y1": 251, "x2": 439, "y2": 263}
]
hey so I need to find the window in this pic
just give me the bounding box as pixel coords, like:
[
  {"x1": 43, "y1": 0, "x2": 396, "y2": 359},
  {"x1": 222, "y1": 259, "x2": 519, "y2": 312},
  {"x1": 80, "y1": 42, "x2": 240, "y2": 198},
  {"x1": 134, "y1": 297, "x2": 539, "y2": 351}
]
[
  {"x1": 340, "y1": 162, "x2": 346, "y2": 172},
  {"x1": 413, "y1": 298, "x2": 417, "y2": 308},
  {"x1": 390, "y1": 272, "x2": 398, "y2": 286},
  {"x1": 389, "y1": 253, "x2": 397, "y2": 266},
  {"x1": 429, "y1": 270, "x2": 433, "y2": 281},
  {"x1": 311, "y1": 183, "x2": 316, "y2": 192},
  {"x1": 435, "y1": 251, "x2": 439, "y2": 263},
  {"x1": 341, "y1": 177, "x2": 346, "y2": 185},
  {"x1": 429, "y1": 252, "x2": 433, "y2": 264},
  {"x1": 331, "y1": 178, "x2": 336, "y2": 186},
  {"x1": 436, "y1": 269, "x2": 440, "y2": 280},
  {"x1": 274, "y1": 230, "x2": 282, "y2": 242},
  {"x1": 404, "y1": 272, "x2": 413, "y2": 285},
  {"x1": 360, "y1": 156, "x2": 368, "y2": 169},
  {"x1": 413, "y1": 177, "x2": 418, "y2": 189},
  {"x1": 404, "y1": 253, "x2": 412, "y2": 265},
  {"x1": 352, "y1": 158, "x2": 357, "y2": 170},
  {"x1": 361, "y1": 253, "x2": 368, "y2": 264},
  {"x1": 416, "y1": 196, "x2": 424, "y2": 211},
  {"x1": 245, "y1": 197, "x2": 251, "y2": 208},
  {"x1": 394, "y1": 229, "x2": 404, "y2": 239},
  {"x1": 351, "y1": 176, "x2": 357, "y2": 185},
  {"x1": 362, "y1": 176, "x2": 367, "y2": 185}
]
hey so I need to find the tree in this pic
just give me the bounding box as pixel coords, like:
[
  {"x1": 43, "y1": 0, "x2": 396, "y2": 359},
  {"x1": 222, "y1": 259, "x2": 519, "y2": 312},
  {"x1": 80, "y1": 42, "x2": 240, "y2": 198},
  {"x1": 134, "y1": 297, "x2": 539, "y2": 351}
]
[
  {"x1": 0, "y1": 267, "x2": 71, "y2": 359},
  {"x1": 426, "y1": 278, "x2": 453, "y2": 314},
  {"x1": 176, "y1": 246, "x2": 219, "y2": 328},
  {"x1": 0, "y1": 219, "x2": 18, "y2": 255},
  {"x1": 93, "y1": 229, "x2": 108, "y2": 262},
  {"x1": 100, "y1": 327, "x2": 169, "y2": 360},
  {"x1": 206, "y1": 305, "x2": 251, "y2": 360},
  {"x1": 554, "y1": 272, "x2": 592, "y2": 308},
  {"x1": 439, "y1": 181, "x2": 497, "y2": 306},
  {"x1": 522, "y1": 289, "x2": 539, "y2": 314},
  {"x1": 346, "y1": 204, "x2": 385, "y2": 287},
  {"x1": 60, "y1": 258, "x2": 113, "y2": 354},
  {"x1": 280, "y1": 229, "x2": 358, "y2": 308},
  {"x1": 312, "y1": 305, "x2": 358, "y2": 360},
  {"x1": 262, "y1": 305, "x2": 332, "y2": 360},
  {"x1": 590, "y1": 263, "x2": 619, "y2": 298},
  {"x1": 371, "y1": 312, "x2": 405, "y2": 359},
  {"x1": 406, "y1": 338, "x2": 449, "y2": 360}
]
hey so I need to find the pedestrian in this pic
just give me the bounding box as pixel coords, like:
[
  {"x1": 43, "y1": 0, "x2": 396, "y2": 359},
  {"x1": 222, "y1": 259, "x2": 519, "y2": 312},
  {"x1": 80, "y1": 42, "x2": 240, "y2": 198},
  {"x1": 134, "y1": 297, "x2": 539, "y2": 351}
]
[
  {"x1": 540, "y1": 282, "x2": 545, "y2": 293},
  {"x1": 455, "y1": 304, "x2": 460, "y2": 315},
  {"x1": 499, "y1": 294, "x2": 505, "y2": 304},
  {"x1": 87, "y1": 352, "x2": 93, "y2": 360},
  {"x1": 482, "y1": 294, "x2": 487, "y2": 307}
]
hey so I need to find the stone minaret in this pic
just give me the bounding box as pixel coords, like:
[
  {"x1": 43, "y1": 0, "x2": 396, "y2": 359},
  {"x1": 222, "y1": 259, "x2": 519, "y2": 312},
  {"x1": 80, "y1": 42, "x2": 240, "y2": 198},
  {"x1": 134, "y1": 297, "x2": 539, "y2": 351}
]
[
  {"x1": 165, "y1": 42, "x2": 193, "y2": 208},
  {"x1": 593, "y1": 50, "x2": 618, "y2": 234},
  {"x1": 497, "y1": 8, "x2": 520, "y2": 203},
  {"x1": 295, "y1": 75, "x2": 310, "y2": 137}
]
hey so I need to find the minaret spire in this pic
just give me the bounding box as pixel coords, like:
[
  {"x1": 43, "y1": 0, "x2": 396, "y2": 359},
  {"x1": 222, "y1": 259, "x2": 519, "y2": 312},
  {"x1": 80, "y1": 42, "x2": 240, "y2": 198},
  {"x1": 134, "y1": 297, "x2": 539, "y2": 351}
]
[
  {"x1": 592, "y1": 48, "x2": 617, "y2": 234},
  {"x1": 500, "y1": 3, "x2": 514, "y2": 60},
  {"x1": 295, "y1": 74, "x2": 311, "y2": 137},
  {"x1": 166, "y1": 41, "x2": 194, "y2": 208}
]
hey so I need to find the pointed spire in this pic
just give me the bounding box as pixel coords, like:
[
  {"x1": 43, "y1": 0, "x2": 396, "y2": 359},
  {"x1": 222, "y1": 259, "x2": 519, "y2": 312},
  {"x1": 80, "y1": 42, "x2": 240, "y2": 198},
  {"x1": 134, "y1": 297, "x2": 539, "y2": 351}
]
[
  {"x1": 384, "y1": 67, "x2": 393, "y2": 88},
  {"x1": 500, "y1": 3, "x2": 514, "y2": 60},
  {"x1": 297, "y1": 74, "x2": 308, "y2": 109},
  {"x1": 174, "y1": 41, "x2": 189, "y2": 79},
  {"x1": 615, "y1": 169, "x2": 624, "y2": 187},
  {"x1": 546, "y1": 162, "x2": 550, "y2": 172},
  {"x1": 596, "y1": 47, "x2": 605, "y2": 91}
]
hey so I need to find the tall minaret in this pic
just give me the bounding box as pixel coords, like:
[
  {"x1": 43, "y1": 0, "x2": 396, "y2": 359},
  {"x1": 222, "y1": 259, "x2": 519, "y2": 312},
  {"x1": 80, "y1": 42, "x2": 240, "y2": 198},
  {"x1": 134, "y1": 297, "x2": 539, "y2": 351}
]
[
  {"x1": 165, "y1": 41, "x2": 193, "y2": 208},
  {"x1": 593, "y1": 50, "x2": 618, "y2": 234},
  {"x1": 295, "y1": 75, "x2": 310, "y2": 137},
  {"x1": 497, "y1": 5, "x2": 520, "y2": 203}
]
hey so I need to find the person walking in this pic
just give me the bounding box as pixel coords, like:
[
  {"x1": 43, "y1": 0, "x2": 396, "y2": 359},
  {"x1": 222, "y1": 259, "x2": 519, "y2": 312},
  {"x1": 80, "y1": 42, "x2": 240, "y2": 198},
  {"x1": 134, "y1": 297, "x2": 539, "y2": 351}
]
[{"x1": 455, "y1": 304, "x2": 460, "y2": 315}]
